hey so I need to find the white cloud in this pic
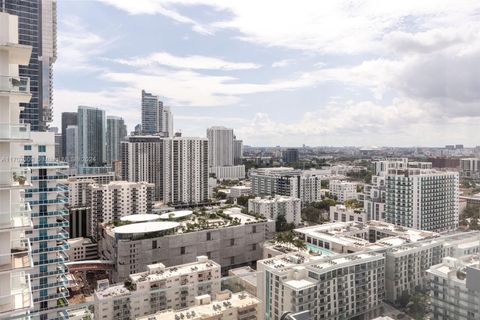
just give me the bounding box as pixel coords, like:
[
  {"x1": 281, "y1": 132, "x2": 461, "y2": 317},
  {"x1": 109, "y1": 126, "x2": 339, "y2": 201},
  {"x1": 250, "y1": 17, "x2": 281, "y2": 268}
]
[
  {"x1": 114, "y1": 51, "x2": 260, "y2": 70},
  {"x1": 271, "y1": 59, "x2": 294, "y2": 68}
]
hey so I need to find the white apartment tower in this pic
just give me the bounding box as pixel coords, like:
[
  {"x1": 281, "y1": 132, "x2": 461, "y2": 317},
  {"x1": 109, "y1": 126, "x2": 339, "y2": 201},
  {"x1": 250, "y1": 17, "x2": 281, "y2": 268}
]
[
  {"x1": 121, "y1": 136, "x2": 209, "y2": 205},
  {"x1": 88, "y1": 181, "x2": 154, "y2": 241},
  {"x1": 248, "y1": 196, "x2": 302, "y2": 225},
  {"x1": 0, "y1": 12, "x2": 34, "y2": 319},
  {"x1": 207, "y1": 126, "x2": 234, "y2": 167}
]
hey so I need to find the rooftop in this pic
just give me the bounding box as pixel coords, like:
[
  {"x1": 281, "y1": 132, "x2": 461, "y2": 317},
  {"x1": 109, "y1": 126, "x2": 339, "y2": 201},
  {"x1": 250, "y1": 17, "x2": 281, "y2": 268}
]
[
  {"x1": 158, "y1": 210, "x2": 193, "y2": 220},
  {"x1": 137, "y1": 291, "x2": 259, "y2": 320},
  {"x1": 114, "y1": 221, "x2": 180, "y2": 235},
  {"x1": 129, "y1": 256, "x2": 220, "y2": 283},
  {"x1": 120, "y1": 214, "x2": 161, "y2": 223}
]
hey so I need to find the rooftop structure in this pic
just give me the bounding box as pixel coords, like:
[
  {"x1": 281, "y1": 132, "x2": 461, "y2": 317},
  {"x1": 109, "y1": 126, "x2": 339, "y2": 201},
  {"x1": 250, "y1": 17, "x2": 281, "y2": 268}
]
[
  {"x1": 158, "y1": 210, "x2": 193, "y2": 220},
  {"x1": 119, "y1": 214, "x2": 161, "y2": 223}
]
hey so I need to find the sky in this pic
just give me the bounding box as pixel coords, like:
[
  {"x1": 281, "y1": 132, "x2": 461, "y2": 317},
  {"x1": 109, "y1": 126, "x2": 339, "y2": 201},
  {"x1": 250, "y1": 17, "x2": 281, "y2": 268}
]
[{"x1": 52, "y1": 0, "x2": 480, "y2": 147}]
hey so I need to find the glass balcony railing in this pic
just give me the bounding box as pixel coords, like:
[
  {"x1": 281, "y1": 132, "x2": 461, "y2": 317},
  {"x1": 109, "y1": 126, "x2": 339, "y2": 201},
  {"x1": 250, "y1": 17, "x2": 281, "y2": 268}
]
[
  {"x1": 0, "y1": 202, "x2": 32, "y2": 230},
  {"x1": 0, "y1": 76, "x2": 30, "y2": 94},
  {"x1": 0, "y1": 273, "x2": 33, "y2": 315},
  {"x1": 0, "y1": 124, "x2": 30, "y2": 141},
  {"x1": 0, "y1": 238, "x2": 32, "y2": 273},
  {"x1": 0, "y1": 167, "x2": 31, "y2": 189}
]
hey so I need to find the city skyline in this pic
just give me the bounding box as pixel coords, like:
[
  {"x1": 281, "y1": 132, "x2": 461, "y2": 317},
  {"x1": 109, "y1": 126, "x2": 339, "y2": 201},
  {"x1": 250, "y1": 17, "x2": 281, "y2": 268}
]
[{"x1": 50, "y1": 0, "x2": 480, "y2": 147}]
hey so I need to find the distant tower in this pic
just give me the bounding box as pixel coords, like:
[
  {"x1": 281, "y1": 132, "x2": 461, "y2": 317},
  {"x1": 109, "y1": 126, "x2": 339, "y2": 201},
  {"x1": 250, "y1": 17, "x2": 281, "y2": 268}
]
[
  {"x1": 77, "y1": 106, "x2": 106, "y2": 168},
  {"x1": 207, "y1": 126, "x2": 234, "y2": 167},
  {"x1": 106, "y1": 115, "x2": 127, "y2": 164}
]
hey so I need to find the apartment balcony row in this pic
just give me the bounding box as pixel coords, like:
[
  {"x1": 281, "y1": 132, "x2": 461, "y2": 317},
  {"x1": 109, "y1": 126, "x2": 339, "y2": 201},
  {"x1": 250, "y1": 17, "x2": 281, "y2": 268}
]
[
  {"x1": 30, "y1": 265, "x2": 68, "y2": 279},
  {"x1": 31, "y1": 209, "x2": 68, "y2": 218},
  {"x1": 0, "y1": 75, "x2": 31, "y2": 103},
  {"x1": 0, "y1": 238, "x2": 32, "y2": 274},
  {"x1": 0, "y1": 202, "x2": 32, "y2": 231},
  {"x1": 32, "y1": 242, "x2": 70, "y2": 254},
  {"x1": 31, "y1": 275, "x2": 68, "y2": 291},
  {"x1": 34, "y1": 251, "x2": 69, "y2": 267},
  {"x1": 0, "y1": 167, "x2": 32, "y2": 190},
  {"x1": 29, "y1": 229, "x2": 69, "y2": 242},
  {"x1": 0, "y1": 123, "x2": 30, "y2": 142},
  {"x1": 21, "y1": 161, "x2": 68, "y2": 168},
  {"x1": 33, "y1": 220, "x2": 69, "y2": 230},
  {"x1": 30, "y1": 172, "x2": 68, "y2": 181},
  {"x1": 0, "y1": 273, "x2": 33, "y2": 317},
  {"x1": 27, "y1": 196, "x2": 68, "y2": 206},
  {"x1": 33, "y1": 286, "x2": 69, "y2": 303},
  {"x1": 25, "y1": 184, "x2": 68, "y2": 193}
]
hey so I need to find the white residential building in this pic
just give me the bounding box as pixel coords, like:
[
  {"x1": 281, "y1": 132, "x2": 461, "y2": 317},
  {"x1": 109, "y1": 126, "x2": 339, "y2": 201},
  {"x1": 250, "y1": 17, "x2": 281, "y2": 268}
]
[
  {"x1": 329, "y1": 180, "x2": 357, "y2": 202},
  {"x1": 209, "y1": 165, "x2": 246, "y2": 180},
  {"x1": 94, "y1": 256, "x2": 221, "y2": 320},
  {"x1": 229, "y1": 185, "x2": 251, "y2": 198},
  {"x1": 257, "y1": 251, "x2": 385, "y2": 320},
  {"x1": 248, "y1": 196, "x2": 302, "y2": 225},
  {"x1": 0, "y1": 12, "x2": 34, "y2": 318},
  {"x1": 88, "y1": 181, "x2": 154, "y2": 241},
  {"x1": 250, "y1": 168, "x2": 323, "y2": 206},
  {"x1": 329, "y1": 204, "x2": 367, "y2": 223},
  {"x1": 121, "y1": 135, "x2": 209, "y2": 205},
  {"x1": 207, "y1": 126, "x2": 234, "y2": 167},
  {"x1": 138, "y1": 290, "x2": 260, "y2": 320},
  {"x1": 428, "y1": 255, "x2": 480, "y2": 320}
]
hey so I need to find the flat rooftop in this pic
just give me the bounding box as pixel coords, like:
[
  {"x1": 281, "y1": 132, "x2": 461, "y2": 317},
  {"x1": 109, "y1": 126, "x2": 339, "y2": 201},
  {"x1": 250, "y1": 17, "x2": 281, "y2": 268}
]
[
  {"x1": 120, "y1": 214, "x2": 161, "y2": 223},
  {"x1": 114, "y1": 221, "x2": 180, "y2": 235},
  {"x1": 158, "y1": 210, "x2": 193, "y2": 220},
  {"x1": 129, "y1": 258, "x2": 220, "y2": 283},
  {"x1": 137, "y1": 291, "x2": 259, "y2": 320}
]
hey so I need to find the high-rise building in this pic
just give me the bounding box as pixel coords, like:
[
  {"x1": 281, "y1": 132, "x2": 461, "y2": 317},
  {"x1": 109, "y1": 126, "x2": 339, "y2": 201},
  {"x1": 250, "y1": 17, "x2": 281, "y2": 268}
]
[
  {"x1": 160, "y1": 105, "x2": 173, "y2": 137},
  {"x1": 106, "y1": 115, "x2": 127, "y2": 165},
  {"x1": 65, "y1": 125, "x2": 78, "y2": 168},
  {"x1": 61, "y1": 112, "x2": 77, "y2": 158},
  {"x1": 54, "y1": 132, "x2": 62, "y2": 159},
  {"x1": 384, "y1": 166, "x2": 459, "y2": 232},
  {"x1": 88, "y1": 181, "x2": 154, "y2": 241},
  {"x1": 233, "y1": 138, "x2": 243, "y2": 165},
  {"x1": 207, "y1": 126, "x2": 234, "y2": 167},
  {"x1": 2, "y1": 0, "x2": 57, "y2": 132},
  {"x1": 77, "y1": 106, "x2": 106, "y2": 168},
  {"x1": 23, "y1": 132, "x2": 70, "y2": 319},
  {"x1": 141, "y1": 90, "x2": 160, "y2": 134},
  {"x1": 0, "y1": 12, "x2": 34, "y2": 319},
  {"x1": 329, "y1": 180, "x2": 357, "y2": 202},
  {"x1": 121, "y1": 136, "x2": 209, "y2": 204},
  {"x1": 282, "y1": 148, "x2": 299, "y2": 164}
]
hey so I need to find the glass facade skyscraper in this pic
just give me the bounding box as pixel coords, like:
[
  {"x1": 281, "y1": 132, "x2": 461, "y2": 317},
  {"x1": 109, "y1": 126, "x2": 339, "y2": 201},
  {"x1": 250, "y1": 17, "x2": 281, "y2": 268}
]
[
  {"x1": 2, "y1": 0, "x2": 57, "y2": 132},
  {"x1": 77, "y1": 106, "x2": 106, "y2": 168}
]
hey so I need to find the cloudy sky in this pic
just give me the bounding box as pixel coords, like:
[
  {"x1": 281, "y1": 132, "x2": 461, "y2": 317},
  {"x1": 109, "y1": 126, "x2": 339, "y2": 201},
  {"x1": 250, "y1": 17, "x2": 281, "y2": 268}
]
[{"x1": 52, "y1": 0, "x2": 480, "y2": 147}]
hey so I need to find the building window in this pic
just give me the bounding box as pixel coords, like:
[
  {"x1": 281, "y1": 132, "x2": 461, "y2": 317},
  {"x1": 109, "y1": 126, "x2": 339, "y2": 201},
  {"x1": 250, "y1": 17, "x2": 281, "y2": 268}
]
[
  {"x1": 38, "y1": 145, "x2": 46, "y2": 152},
  {"x1": 152, "y1": 240, "x2": 157, "y2": 249},
  {"x1": 181, "y1": 246, "x2": 185, "y2": 254},
  {"x1": 206, "y1": 232, "x2": 211, "y2": 241},
  {"x1": 230, "y1": 256, "x2": 235, "y2": 265},
  {"x1": 252, "y1": 244, "x2": 256, "y2": 251},
  {"x1": 230, "y1": 238, "x2": 235, "y2": 246},
  {"x1": 24, "y1": 145, "x2": 32, "y2": 151}
]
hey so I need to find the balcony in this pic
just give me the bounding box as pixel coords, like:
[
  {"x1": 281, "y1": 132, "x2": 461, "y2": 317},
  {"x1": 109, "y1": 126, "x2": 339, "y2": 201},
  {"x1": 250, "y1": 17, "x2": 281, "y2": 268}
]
[
  {"x1": 0, "y1": 167, "x2": 31, "y2": 190},
  {"x1": 0, "y1": 124, "x2": 30, "y2": 141},
  {"x1": 0, "y1": 273, "x2": 33, "y2": 316},
  {"x1": 0, "y1": 76, "x2": 31, "y2": 103},
  {"x1": 0, "y1": 238, "x2": 32, "y2": 273},
  {"x1": 0, "y1": 202, "x2": 32, "y2": 230}
]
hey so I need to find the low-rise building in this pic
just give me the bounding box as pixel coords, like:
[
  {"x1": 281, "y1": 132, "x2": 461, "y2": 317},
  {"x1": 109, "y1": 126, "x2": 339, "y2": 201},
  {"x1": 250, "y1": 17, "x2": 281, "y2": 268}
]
[
  {"x1": 329, "y1": 204, "x2": 367, "y2": 223},
  {"x1": 66, "y1": 237, "x2": 98, "y2": 261},
  {"x1": 99, "y1": 210, "x2": 275, "y2": 282},
  {"x1": 210, "y1": 165, "x2": 246, "y2": 180},
  {"x1": 329, "y1": 180, "x2": 357, "y2": 202},
  {"x1": 257, "y1": 251, "x2": 385, "y2": 320},
  {"x1": 94, "y1": 256, "x2": 221, "y2": 320},
  {"x1": 428, "y1": 255, "x2": 480, "y2": 320},
  {"x1": 229, "y1": 185, "x2": 251, "y2": 198},
  {"x1": 248, "y1": 196, "x2": 302, "y2": 225},
  {"x1": 137, "y1": 290, "x2": 260, "y2": 320}
]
